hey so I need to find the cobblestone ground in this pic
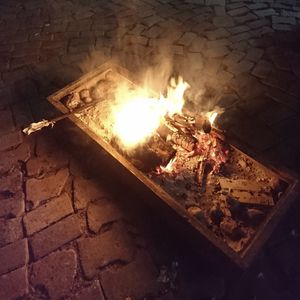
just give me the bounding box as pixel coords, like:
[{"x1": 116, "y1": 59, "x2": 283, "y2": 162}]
[{"x1": 1, "y1": 0, "x2": 300, "y2": 299}]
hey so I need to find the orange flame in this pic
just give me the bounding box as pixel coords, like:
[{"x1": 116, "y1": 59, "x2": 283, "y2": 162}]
[{"x1": 112, "y1": 77, "x2": 189, "y2": 149}]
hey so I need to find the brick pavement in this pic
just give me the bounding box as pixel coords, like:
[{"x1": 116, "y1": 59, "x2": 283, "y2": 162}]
[{"x1": 1, "y1": 0, "x2": 300, "y2": 299}]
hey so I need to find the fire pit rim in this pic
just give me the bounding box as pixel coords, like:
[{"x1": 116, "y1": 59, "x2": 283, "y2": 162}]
[{"x1": 47, "y1": 62, "x2": 300, "y2": 269}]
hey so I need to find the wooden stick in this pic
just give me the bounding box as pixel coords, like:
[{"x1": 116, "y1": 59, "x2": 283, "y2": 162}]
[{"x1": 23, "y1": 99, "x2": 101, "y2": 135}]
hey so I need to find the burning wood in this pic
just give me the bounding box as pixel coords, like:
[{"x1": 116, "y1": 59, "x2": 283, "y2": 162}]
[
  {"x1": 230, "y1": 190, "x2": 274, "y2": 206},
  {"x1": 170, "y1": 132, "x2": 196, "y2": 152}
]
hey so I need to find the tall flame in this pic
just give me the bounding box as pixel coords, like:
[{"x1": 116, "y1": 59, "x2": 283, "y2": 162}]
[
  {"x1": 112, "y1": 77, "x2": 189, "y2": 149},
  {"x1": 206, "y1": 111, "x2": 218, "y2": 126}
]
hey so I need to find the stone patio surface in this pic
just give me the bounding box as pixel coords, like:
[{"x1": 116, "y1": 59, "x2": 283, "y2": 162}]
[{"x1": 0, "y1": 0, "x2": 300, "y2": 299}]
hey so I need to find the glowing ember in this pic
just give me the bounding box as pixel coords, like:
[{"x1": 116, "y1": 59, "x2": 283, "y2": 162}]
[{"x1": 112, "y1": 77, "x2": 189, "y2": 149}]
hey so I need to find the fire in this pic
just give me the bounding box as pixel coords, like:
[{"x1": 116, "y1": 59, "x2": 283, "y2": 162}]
[
  {"x1": 112, "y1": 77, "x2": 189, "y2": 149},
  {"x1": 206, "y1": 111, "x2": 218, "y2": 126},
  {"x1": 159, "y1": 157, "x2": 177, "y2": 174}
]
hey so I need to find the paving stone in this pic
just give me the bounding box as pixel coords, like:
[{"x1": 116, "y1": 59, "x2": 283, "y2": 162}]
[
  {"x1": 227, "y1": 60, "x2": 254, "y2": 75},
  {"x1": 228, "y1": 117, "x2": 278, "y2": 152},
  {"x1": 129, "y1": 23, "x2": 147, "y2": 35},
  {"x1": 228, "y1": 25, "x2": 250, "y2": 34},
  {"x1": 30, "y1": 214, "x2": 82, "y2": 260},
  {"x1": 206, "y1": 0, "x2": 225, "y2": 6},
  {"x1": 263, "y1": 70, "x2": 294, "y2": 91},
  {"x1": 270, "y1": 53, "x2": 291, "y2": 71},
  {"x1": 206, "y1": 37, "x2": 231, "y2": 47},
  {"x1": 177, "y1": 32, "x2": 197, "y2": 46},
  {"x1": 13, "y1": 41, "x2": 41, "y2": 58},
  {"x1": 214, "y1": 6, "x2": 226, "y2": 16},
  {"x1": 87, "y1": 199, "x2": 122, "y2": 233},
  {"x1": 0, "y1": 169, "x2": 23, "y2": 195},
  {"x1": 73, "y1": 281, "x2": 105, "y2": 300},
  {"x1": 0, "y1": 142, "x2": 31, "y2": 174},
  {"x1": 281, "y1": 10, "x2": 300, "y2": 18},
  {"x1": 0, "y1": 239, "x2": 28, "y2": 276},
  {"x1": 0, "y1": 267, "x2": 28, "y2": 299},
  {"x1": 272, "y1": 23, "x2": 293, "y2": 31},
  {"x1": 213, "y1": 16, "x2": 234, "y2": 27},
  {"x1": 203, "y1": 58, "x2": 222, "y2": 76},
  {"x1": 288, "y1": 81, "x2": 300, "y2": 96},
  {"x1": 229, "y1": 73, "x2": 267, "y2": 100},
  {"x1": 0, "y1": 109, "x2": 15, "y2": 135},
  {"x1": 0, "y1": 130, "x2": 23, "y2": 151},
  {"x1": 100, "y1": 251, "x2": 158, "y2": 300},
  {"x1": 26, "y1": 151, "x2": 68, "y2": 177},
  {"x1": 254, "y1": 9, "x2": 278, "y2": 17},
  {"x1": 142, "y1": 25, "x2": 163, "y2": 38},
  {"x1": 272, "y1": 15, "x2": 296, "y2": 25},
  {"x1": 142, "y1": 15, "x2": 164, "y2": 27},
  {"x1": 247, "y1": 18, "x2": 270, "y2": 29},
  {"x1": 11, "y1": 55, "x2": 39, "y2": 69},
  {"x1": 78, "y1": 223, "x2": 135, "y2": 279},
  {"x1": 272, "y1": 115, "x2": 300, "y2": 139},
  {"x1": 205, "y1": 46, "x2": 230, "y2": 58},
  {"x1": 228, "y1": 7, "x2": 249, "y2": 17},
  {"x1": 0, "y1": 190, "x2": 25, "y2": 218},
  {"x1": 269, "y1": 240, "x2": 300, "y2": 277},
  {"x1": 223, "y1": 50, "x2": 245, "y2": 65},
  {"x1": 238, "y1": 97, "x2": 271, "y2": 116},
  {"x1": 123, "y1": 35, "x2": 148, "y2": 45},
  {"x1": 247, "y1": 3, "x2": 268, "y2": 10},
  {"x1": 24, "y1": 193, "x2": 73, "y2": 236},
  {"x1": 0, "y1": 218, "x2": 23, "y2": 247},
  {"x1": 26, "y1": 168, "x2": 69, "y2": 208},
  {"x1": 266, "y1": 87, "x2": 299, "y2": 111},
  {"x1": 74, "y1": 176, "x2": 111, "y2": 210},
  {"x1": 205, "y1": 28, "x2": 230, "y2": 40},
  {"x1": 257, "y1": 100, "x2": 296, "y2": 126},
  {"x1": 217, "y1": 93, "x2": 239, "y2": 109},
  {"x1": 246, "y1": 47, "x2": 264, "y2": 62},
  {"x1": 12, "y1": 101, "x2": 34, "y2": 128},
  {"x1": 217, "y1": 69, "x2": 234, "y2": 83},
  {"x1": 251, "y1": 60, "x2": 273, "y2": 79},
  {"x1": 189, "y1": 37, "x2": 207, "y2": 52},
  {"x1": 185, "y1": 0, "x2": 205, "y2": 4},
  {"x1": 234, "y1": 13, "x2": 258, "y2": 24},
  {"x1": 0, "y1": 87, "x2": 14, "y2": 109},
  {"x1": 292, "y1": 54, "x2": 300, "y2": 77},
  {"x1": 31, "y1": 249, "x2": 77, "y2": 300},
  {"x1": 229, "y1": 32, "x2": 251, "y2": 43},
  {"x1": 227, "y1": 2, "x2": 246, "y2": 10}
]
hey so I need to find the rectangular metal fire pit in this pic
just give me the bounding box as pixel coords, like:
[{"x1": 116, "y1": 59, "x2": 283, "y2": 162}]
[{"x1": 48, "y1": 62, "x2": 300, "y2": 268}]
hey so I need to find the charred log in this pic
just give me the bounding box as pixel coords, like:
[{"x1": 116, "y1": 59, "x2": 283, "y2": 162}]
[{"x1": 171, "y1": 132, "x2": 196, "y2": 152}]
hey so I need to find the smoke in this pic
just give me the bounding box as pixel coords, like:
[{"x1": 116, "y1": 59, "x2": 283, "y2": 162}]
[{"x1": 77, "y1": 0, "x2": 223, "y2": 114}]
